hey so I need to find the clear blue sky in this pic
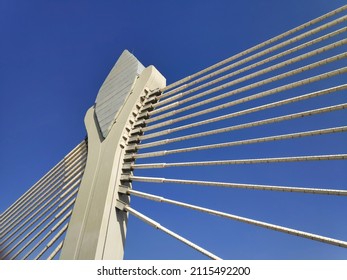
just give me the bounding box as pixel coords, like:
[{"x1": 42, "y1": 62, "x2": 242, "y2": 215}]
[{"x1": 1, "y1": 1, "x2": 346, "y2": 259}]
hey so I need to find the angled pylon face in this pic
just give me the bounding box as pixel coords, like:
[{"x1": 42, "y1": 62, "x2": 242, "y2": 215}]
[{"x1": 95, "y1": 50, "x2": 145, "y2": 139}]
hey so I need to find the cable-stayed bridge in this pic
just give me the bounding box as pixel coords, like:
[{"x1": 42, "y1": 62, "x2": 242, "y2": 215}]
[{"x1": 1, "y1": 5, "x2": 346, "y2": 260}]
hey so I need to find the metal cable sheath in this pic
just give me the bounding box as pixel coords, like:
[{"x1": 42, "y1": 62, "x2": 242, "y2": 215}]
[
  {"x1": 147, "y1": 53, "x2": 347, "y2": 124},
  {"x1": 5, "y1": 196, "x2": 76, "y2": 259},
  {"x1": 124, "y1": 205, "x2": 222, "y2": 260},
  {"x1": 128, "y1": 176, "x2": 347, "y2": 196},
  {"x1": 138, "y1": 66, "x2": 347, "y2": 135},
  {"x1": 0, "y1": 141, "x2": 86, "y2": 223},
  {"x1": 137, "y1": 103, "x2": 347, "y2": 150},
  {"x1": 137, "y1": 85, "x2": 346, "y2": 141},
  {"x1": 21, "y1": 209, "x2": 73, "y2": 260},
  {"x1": 162, "y1": 5, "x2": 347, "y2": 92},
  {"x1": 47, "y1": 241, "x2": 63, "y2": 260},
  {"x1": 0, "y1": 178, "x2": 81, "y2": 250},
  {"x1": 128, "y1": 154, "x2": 347, "y2": 169},
  {"x1": 128, "y1": 190, "x2": 347, "y2": 248},
  {"x1": 126, "y1": 126, "x2": 347, "y2": 159},
  {"x1": 0, "y1": 145, "x2": 86, "y2": 227},
  {"x1": 34, "y1": 223, "x2": 69, "y2": 260},
  {"x1": 157, "y1": 27, "x2": 346, "y2": 109},
  {"x1": 0, "y1": 158, "x2": 86, "y2": 238},
  {"x1": 0, "y1": 141, "x2": 85, "y2": 221}
]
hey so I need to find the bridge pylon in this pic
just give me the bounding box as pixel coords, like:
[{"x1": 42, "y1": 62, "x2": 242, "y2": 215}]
[{"x1": 60, "y1": 51, "x2": 166, "y2": 259}]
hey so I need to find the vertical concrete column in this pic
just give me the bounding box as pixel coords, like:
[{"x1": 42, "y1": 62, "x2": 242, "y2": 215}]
[{"x1": 60, "y1": 53, "x2": 165, "y2": 259}]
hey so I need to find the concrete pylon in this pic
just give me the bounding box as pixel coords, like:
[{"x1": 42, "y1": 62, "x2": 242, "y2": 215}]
[{"x1": 60, "y1": 51, "x2": 166, "y2": 259}]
